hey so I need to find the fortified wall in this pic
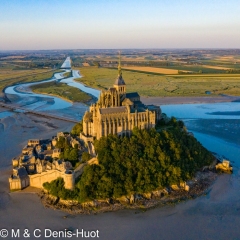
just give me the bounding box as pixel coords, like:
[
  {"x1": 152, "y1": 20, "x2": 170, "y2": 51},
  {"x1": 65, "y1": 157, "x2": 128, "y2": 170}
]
[
  {"x1": 9, "y1": 135, "x2": 98, "y2": 191},
  {"x1": 9, "y1": 169, "x2": 75, "y2": 190}
]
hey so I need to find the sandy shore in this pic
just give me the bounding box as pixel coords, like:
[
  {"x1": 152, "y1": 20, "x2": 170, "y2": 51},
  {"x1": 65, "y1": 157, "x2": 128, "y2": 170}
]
[
  {"x1": 0, "y1": 96, "x2": 240, "y2": 239},
  {"x1": 0, "y1": 113, "x2": 239, "y2": 240},
  {"x1": 1, "y1": 167, "x2": 239, "y2": 240}
]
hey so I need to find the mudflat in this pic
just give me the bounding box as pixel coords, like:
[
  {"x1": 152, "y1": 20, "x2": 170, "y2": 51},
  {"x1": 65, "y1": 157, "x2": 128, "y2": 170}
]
[{"x1": 0, "y1": 97, "x2": 240, "y2": 240}]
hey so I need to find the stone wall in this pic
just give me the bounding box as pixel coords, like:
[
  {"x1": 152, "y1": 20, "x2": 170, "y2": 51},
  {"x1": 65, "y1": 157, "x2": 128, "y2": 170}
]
[{"x1": 29, "y1": 170, "x2": 75, "y2": 190}]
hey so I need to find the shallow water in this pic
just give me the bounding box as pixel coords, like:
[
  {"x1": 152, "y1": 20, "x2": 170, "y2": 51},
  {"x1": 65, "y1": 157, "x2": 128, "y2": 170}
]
[
  {"x1": 161, "y1": 102, "x2": 240, "y2": 120},
  {"x1": 192, "y1": 131, "x2": 240, "y2": 167},
  {"x1": 4, "y1": 70, "x2": 99, "y2": 112},
  {"x1": 61, "y1": 70, "x2": 100, "y2": 98},
  {"x1": 4, "y1": 72, "x2": 72, "y2": 111},
  {"x1": 161, "y1": 102, "x2": 240, "y2": 167},
  {"x1": 0, "y1": 111, "x2": 13, "y2": 119}
]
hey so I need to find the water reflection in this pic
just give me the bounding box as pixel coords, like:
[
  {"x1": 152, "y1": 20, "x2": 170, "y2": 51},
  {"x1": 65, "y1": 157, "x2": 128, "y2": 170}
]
[
  {"x1": 61, "y1": 70, "x2": 100, "y2": 98},
  {"x1": 0, "y1": 112, "x2": 13, "y2": 119},
  {"x1": 162, "y1": 102, "x2": 240, "y2": 165},
  {"x1": 161, "y1": 102, "x2": 240, "y2": 120}
]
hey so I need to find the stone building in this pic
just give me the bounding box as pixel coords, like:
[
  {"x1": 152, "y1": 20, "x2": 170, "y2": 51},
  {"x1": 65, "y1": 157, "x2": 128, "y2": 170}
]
[
  {"x1": 9, "y1": 135, "x2": 76, "y2": 191},
  {"x1": 9, "y1": 158, "x2": 75, "y2": 191},
  {"x1": 28, "y1": 139, "x2": 40, "y2": 147},
  {"x1": 9, "y1": 167, "x2": 30, "y2": 190},
  {"x1": 80, "y1": 59, "x2": 161, "y2": 143}
]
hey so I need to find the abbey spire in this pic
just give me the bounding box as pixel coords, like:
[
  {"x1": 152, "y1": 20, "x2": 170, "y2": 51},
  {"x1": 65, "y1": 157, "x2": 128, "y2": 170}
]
[
  {"x1": 114, "y1": 51, "x2": 126, "y2": 93},
  {"x1": 118, "y1": 51, "x2": 122, "y2": 77}
]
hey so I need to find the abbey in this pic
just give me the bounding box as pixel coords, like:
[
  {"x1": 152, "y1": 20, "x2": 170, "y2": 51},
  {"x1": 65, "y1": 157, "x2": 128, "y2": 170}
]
[{"x1": 81, "y1": 61, "x2": 161, "y2": 143}]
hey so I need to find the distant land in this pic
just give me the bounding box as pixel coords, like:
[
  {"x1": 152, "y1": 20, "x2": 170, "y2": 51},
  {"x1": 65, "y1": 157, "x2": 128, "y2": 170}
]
[{"x1": 1, "y1": 49, "x2": 240, "y2": 100}]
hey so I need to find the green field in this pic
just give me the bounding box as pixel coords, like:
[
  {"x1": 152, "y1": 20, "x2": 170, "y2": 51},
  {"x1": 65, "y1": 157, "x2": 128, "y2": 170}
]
[
  {"x1": 31, "y1": 81, "x2": 92, "y2": 103},
  {"x1": 0, "y1": 54, "x2": 65, "y2": 92},
  {"x1": 63, "y1": 71, "x2": 72, "y2": 78},
  {"x1": 1, "y1": 50, "x2": 240, "y2": 98},
  {"x1": 75, "y1": 66, "x2": 240, "y2": 97},
  {"x1": 0, "y1": 63, "x2": 63, "y2": 92}
]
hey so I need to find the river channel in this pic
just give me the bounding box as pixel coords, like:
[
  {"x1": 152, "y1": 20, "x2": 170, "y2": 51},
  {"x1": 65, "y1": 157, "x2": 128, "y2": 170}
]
[
  {"x1": 2, "y1": 67, "x2": 240, "y2": 166},
  {"x1": 4, "y1": 70, "x2": 100, "y2": 111},
  {"x1": 1, "y1": 64, "x2": 240, "y2": 239}
]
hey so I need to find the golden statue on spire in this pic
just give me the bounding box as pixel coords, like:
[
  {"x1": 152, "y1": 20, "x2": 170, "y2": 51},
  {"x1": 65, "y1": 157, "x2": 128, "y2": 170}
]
[{"x1": 118, "y1": 51, "x2": 122, "y2": 77}]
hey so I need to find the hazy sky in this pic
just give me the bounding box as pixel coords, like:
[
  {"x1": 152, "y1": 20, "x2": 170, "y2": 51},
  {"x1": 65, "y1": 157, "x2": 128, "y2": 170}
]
[{"x1": 0, "y1": 0, "x2": 240, "y2": 50}]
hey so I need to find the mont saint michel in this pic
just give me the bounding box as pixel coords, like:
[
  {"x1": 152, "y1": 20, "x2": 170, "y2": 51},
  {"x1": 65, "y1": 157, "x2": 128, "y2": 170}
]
[
  {"x1": 0, "y1": 50, "x2": 239, "y2": 240},
  {"x1": 7, "y1": 56, "x2": 231, "y2": 216},
  {"x1": 81, "y1": 60, "x2": 161, "y2": 142},
  {"x1": 1, "y1": 0, "x2": 240, "y2": 239},
  {"x1": 8, "y1": 59, "x2": 164, "y2": 192}
]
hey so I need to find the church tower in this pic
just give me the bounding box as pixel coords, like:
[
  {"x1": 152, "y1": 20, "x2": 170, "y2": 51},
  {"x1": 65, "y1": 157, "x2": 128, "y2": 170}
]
[
  {"x1": 80, "y1": 51, "x2": 161, "y2": 143},
  {"x1": 113, "y1": 52, "x2": 126, "y2": 94}
]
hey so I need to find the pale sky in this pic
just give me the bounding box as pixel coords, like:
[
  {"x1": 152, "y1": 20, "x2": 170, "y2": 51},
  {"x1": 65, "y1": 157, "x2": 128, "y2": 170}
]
[{"x1": 0, "y1": 0, "x2": 240, "y2": 50}]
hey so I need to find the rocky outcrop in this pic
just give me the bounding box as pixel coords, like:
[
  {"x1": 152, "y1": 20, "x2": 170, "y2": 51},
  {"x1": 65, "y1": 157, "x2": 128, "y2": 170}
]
[{"x1": 39, "y1": 170, "x2": 218, "y2": 215}]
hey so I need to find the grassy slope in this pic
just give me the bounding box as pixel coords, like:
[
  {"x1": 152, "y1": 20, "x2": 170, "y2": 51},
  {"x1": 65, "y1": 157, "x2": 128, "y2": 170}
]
[
  {"x1": 31, "y1": 81, "x2": 92, "y2": 103},
  {"x1": 75, "y1": 66, "x2": 240, "y2": 97}
]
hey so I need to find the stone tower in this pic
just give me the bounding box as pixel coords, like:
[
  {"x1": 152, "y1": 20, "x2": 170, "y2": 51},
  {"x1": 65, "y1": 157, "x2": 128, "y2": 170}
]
[{"x1": 64, "y1": 170, "x2": 75, "y2": 190}]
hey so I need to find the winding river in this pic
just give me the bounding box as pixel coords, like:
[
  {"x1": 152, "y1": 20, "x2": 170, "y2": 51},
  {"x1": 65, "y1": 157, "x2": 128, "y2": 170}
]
[
  {"x1": 4, "y1": 70, "x2": 100, "y2": 111},
  {"x1": 2, "y1": 66, "x2": 240, "y2": 166}
]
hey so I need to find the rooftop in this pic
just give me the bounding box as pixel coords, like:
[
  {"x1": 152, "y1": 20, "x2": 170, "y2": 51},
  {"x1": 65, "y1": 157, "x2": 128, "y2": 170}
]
[
  {"x1": 114, "y1": 75, "x2": 126, "y2": 86},
  {"x1": 126, "y1": 92, "x2": 140, "y2": 99},
  {"x1": 100, "y1": 106, "x2": 127, "y2": 115}
]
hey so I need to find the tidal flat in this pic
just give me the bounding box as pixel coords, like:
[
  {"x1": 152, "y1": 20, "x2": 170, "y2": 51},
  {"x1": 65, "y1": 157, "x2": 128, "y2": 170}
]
[
  {"x1": 185, "y1": 119, "x2": 240, "y2": 145},
  {"x1": 0, "y1": 98, "x2": 240, "y2": 239}
]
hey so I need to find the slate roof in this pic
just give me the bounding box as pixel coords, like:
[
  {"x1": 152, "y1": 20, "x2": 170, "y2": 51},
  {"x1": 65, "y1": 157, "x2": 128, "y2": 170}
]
[
  {"x1": 17, "y1": 167, "x2": 28, "y2": 178},
  {"x1": 100, "y1": 106, "x2": 127, "y2": 115},
  {"x1": 147, "y1": 104, "x2": 160, "y2": 110},
  {"x1": 133, "y1": 100, "x2": 145, "y2": 107},
  {"x1": 126, "y1": 92, "x2": 140, "y2": 99},
  {"x1": 114, "y1": 76, "x2": 126, "y2": 85}
]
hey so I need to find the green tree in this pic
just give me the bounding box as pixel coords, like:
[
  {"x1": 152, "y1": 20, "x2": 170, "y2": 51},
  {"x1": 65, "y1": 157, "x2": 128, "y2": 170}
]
[
  {"x1": 71, "y1": 121, "x2": 83, "y2": 136},
  {"x1": 81, "y1": 152, "x2": 91, "y2": 163}
]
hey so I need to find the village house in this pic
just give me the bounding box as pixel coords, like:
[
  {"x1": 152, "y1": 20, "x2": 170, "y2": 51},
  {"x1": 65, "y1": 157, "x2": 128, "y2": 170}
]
[{"x1": 9, "y1": 134, "x2": 81, "y2": 191}]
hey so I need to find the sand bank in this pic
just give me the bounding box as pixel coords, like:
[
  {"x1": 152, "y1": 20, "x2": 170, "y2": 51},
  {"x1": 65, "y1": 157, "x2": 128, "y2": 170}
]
[
  {"x1": 1, "y1": 171, "x2": 239, "y2": 240},
  {"x1": 0, "y1": 99, "x2": 240, "y2": 239}
]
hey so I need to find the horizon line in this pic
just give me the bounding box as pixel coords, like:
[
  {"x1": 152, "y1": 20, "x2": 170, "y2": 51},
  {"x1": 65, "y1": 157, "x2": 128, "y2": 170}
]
[{"x1": 1, "y1": 47, "x2": 240, "y2": 52}]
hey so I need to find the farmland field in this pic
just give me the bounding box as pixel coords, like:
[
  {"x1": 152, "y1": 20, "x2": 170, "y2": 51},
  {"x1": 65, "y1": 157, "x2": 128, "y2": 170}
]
[
  {"x1": 31, "y1": 81, "x2": 92, "y2": 103},
  {"x1": 1, "y1": 49, "x2": 240, "y2": 99},
  {"x1": 0, "y1": 54, "x2": 65, "y2": 92},
  {"x1": 75, "y1": 66, "x2": 240, "y2": 97},
  {"x1": 200, "y1": 65, "x2": 231, "y2": 70},
  {"x1": 122, "y1": 66, "x2": 179, "y2": 74}
]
